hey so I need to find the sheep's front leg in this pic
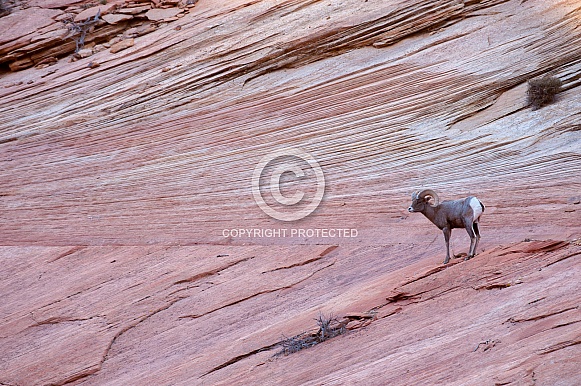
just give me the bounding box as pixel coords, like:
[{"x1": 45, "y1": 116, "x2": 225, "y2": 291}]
[{"x1": 442, "y1": 227, "x2": 451, "y2": 264}]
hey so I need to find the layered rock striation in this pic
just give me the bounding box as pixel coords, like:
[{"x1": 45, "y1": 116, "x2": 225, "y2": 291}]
[{"x1": 0, "y1": 0, "x2": 580, "y2": 384}]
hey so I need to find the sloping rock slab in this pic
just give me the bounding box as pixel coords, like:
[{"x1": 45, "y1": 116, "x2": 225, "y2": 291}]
[
  {"x1": 145, "y1": 7, "x2": 181, "y2": 21},
  {"x1": 0, "y1": 8, "x2": 61, "y2": 46}
]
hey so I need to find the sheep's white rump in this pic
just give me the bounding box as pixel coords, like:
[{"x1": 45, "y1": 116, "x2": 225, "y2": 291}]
[{"x1": 469, "y1": 197, "x2": 484, "y2": 223}]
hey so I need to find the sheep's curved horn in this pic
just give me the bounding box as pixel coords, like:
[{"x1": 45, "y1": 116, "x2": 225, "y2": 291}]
[{"x1": 418, "y1": 189, "x2": 439, "y2": 206}]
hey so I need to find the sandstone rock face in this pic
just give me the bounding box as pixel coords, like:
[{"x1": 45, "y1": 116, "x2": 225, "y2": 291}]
[
  {"x1": 0, "y1": 0, "x2": 580, "y2": 385},
  {"x1": 102, "y1": 13, "x2": 134, "y2": 24},
  {"x1": 0, "y1": 1, "x2": 190, "y2": 70},
  {"x1": 74, "y1": 3, "x2": 118, "y2": 22},
  {"x1": 109, "y1": 37, "x2": 134, "y2": 53},
  {"x1": 145, "y1": 7, "x2": 182, "y2": 21},
  {"x1": 28, "y1": 0, "x2": 86, "y2": 8},
  {"x1": 0, "y1": 8, "x2": 62, "y2": 47},
  {"x1": 117, "y1": 5, "x2": 152, "y2": 15},
  {"x1": 75, "y1": 47, "x2": 93, "y2": 58}
]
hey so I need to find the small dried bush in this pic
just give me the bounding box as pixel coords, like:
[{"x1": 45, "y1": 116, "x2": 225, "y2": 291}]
[
  {"x1": 62, "y1": 10, "x2": 101, "y2": 53},
  {"x1": 277, "y1": 313, "x2": 346, "y2": 356},
  {"x1": 527, "y1": 74, "x2": 562, "y2": 110}
]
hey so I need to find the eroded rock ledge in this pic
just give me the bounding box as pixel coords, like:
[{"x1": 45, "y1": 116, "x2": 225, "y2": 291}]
[{"x1": 0, "y1": 0, "x2": 198, "y2": 71}]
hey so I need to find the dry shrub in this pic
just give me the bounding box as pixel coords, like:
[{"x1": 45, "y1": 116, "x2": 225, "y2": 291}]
[
  {"x1": 527, "y1": 74, "x2": 562, "y2": 110},
  {"x1": 62, "y1": 10, "x2": 101, "y2": 53},
  {"x1": 277, "y1": 313, "x2": 347, "y2": 356}
]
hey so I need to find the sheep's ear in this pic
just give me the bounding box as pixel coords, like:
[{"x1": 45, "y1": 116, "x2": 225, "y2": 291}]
[{"x1": 425, "y1": 195, "x2": 438, "y2": 207}]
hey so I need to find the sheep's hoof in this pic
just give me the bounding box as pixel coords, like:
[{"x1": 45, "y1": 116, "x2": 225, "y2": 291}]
[
  {"x1": 442, "y1": 260, "x2": 450, "y2": 265},
  {"x1": 464, "y1": 255, "x2": 474, "y2": 261}
]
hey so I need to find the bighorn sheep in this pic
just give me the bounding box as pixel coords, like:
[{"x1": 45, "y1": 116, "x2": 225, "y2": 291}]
[{"x1": 408, "y1": 189, "x2": 485, "y2": 264}]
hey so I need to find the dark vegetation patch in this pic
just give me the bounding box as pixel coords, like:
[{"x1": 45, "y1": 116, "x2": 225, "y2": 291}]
[{"x1": 527, "y1": 74, "x2": 562, "y2": 110}]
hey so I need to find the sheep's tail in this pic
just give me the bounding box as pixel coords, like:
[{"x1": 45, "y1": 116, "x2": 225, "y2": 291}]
[{"x1": 479, "y1": 200, "x2": 485, "y2": 212}]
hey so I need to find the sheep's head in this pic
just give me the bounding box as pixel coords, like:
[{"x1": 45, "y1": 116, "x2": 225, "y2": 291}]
[{"x1": 408, "y1": 189, "x2": 439, "y2": 212}]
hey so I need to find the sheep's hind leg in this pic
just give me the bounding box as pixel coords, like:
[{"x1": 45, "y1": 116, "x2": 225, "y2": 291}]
[
  {"x1": 472, "y1": 222, "x2": 481, "y2": 256},
  {"x1": 465, "y1": 222, "x2": 477, "y2": 260}
]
